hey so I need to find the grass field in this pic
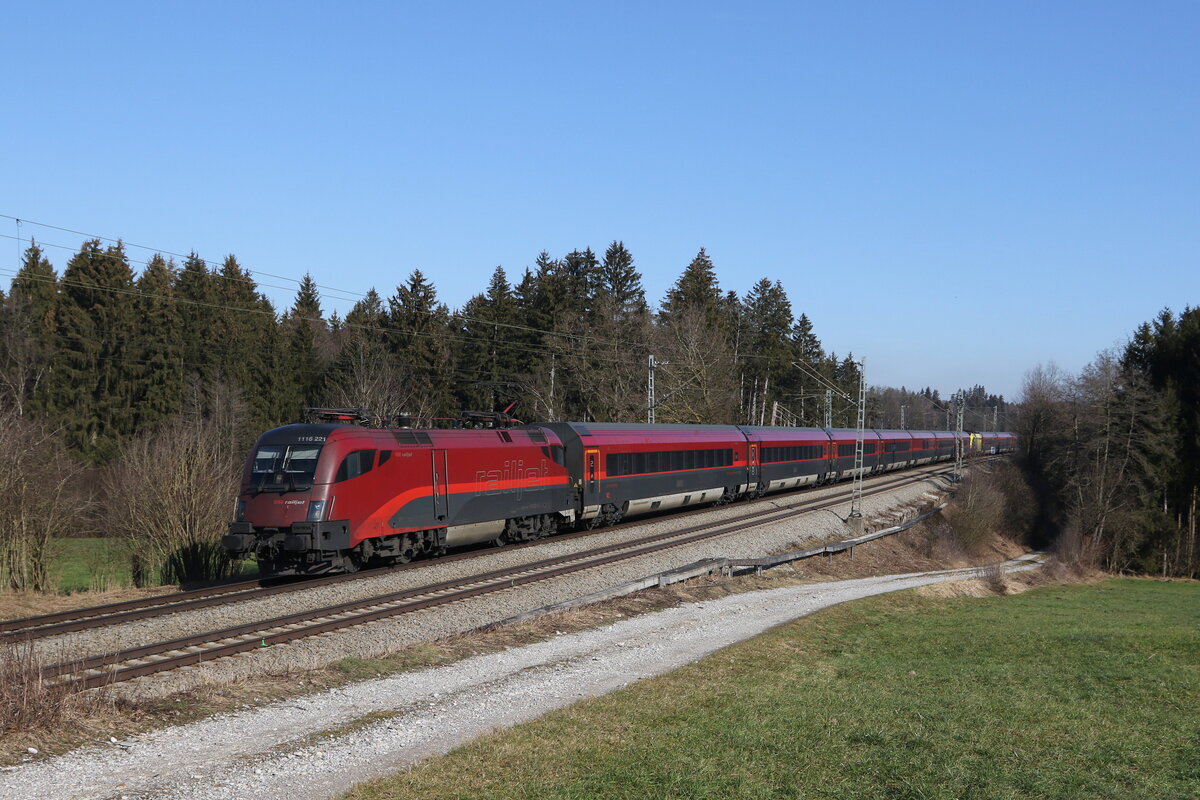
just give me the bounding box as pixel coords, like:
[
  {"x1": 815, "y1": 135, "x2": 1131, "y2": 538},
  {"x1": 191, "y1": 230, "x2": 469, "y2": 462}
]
[
  {"x1": 45, "y1": 538, "x2": 258, "y2": 592},
  {"x1": 346, "y1": 578, "x2": 1200, "y2": 800},
  {"x1": 47, "y1": 537, "x2": 132, "y2": 591}
]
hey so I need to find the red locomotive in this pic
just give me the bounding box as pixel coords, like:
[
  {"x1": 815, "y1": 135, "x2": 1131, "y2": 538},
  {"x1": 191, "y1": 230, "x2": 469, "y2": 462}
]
[{"x1": 222, "y1": 410, "x2": 1017, "y2": 575}]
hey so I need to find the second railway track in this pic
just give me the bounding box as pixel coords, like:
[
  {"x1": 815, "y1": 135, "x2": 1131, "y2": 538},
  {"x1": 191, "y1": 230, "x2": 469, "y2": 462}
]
[
  {"x1": 3, "y1": 459, "x2": 967, "y2": 642},
  {"x1": 0, "y1": 460, "x2": 969, "y2": 642},
  {"x1": 42, "y1": 462, "x2": 968, "y2": 689}
]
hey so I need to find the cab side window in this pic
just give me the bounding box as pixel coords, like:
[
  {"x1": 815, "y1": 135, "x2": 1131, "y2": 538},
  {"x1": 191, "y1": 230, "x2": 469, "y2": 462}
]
[{"x1": 336, "y1": 449, "x2": 377, "y2": 482}]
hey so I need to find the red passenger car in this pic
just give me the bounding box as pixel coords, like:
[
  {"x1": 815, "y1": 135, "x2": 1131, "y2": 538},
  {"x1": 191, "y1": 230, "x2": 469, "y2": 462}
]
[
  {"x1": 739, "y1": 426, "x2": 832, "y2": 493},
  {"x1": 534, "y1": 423, "x2": 750, "y2": 525}
]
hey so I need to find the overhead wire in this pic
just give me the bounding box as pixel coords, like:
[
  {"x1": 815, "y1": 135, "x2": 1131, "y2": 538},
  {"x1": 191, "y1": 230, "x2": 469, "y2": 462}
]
[
  {"x1": 0, "y1": 219, "x2": 663, "y2": 352},
  {"x1": 0, "y1": 247, "x2": 806, "y2": 372},
  {"x1": 0, "y1": 234, "x2": 363, "y2": 303},
  {"x1": 0, "y1": 265, "x2": 656, "y2": 373},
  {"x1": 0, "y1": 214, "x2": 363, "y2": 303}
]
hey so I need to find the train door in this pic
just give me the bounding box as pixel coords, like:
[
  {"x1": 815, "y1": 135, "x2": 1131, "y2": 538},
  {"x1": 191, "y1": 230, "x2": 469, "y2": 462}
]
[
  {"x1": 584, "y1": 449, "x2": 600, "y2": 505},
  {"x1": 432, "y1": 449, "x2": 449, "y2": 522},
  {"x1": 749, "y1": 444, "x2": 759, "y2": 485}
]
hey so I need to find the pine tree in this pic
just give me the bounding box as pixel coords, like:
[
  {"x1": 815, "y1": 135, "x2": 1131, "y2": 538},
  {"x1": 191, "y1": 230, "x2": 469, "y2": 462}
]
[
  {"x1": 661, "y1": 248, "x2": 722, "y2": 325},
  {"x1": 174, "y1": 252, "x2": 220, "y2": 381},
  {"x1": 9, "y1": 242, "x2": 58, "y2": 327},
  {"x1": 510, "y1": 267, "x2": 550, "y2": 376},
  {"x1": 255, "y1": 294, "x2": 292, "y2": 426},
  {"x1": 457, "y1": 267, "x2": 521, "y2": 411},
  {"x1": 599, "y1": 241, "x2": 647, "y2": 319},
  {"x1": 48, "y1": 240, "x2": 138, "y2": 460},
  {"x1": 2, "y1": 242, "x2": 59, "y2": 416},
  {"x1": 564, "y1": 247, "x2": 601, "y2": 317},
  {"x1": 388, "y1": 270, "x2": 454, "y2": 420},
  {"x1": 282, "y1": 273, "x2": 326, "y2": 416},
  {"x1": 213, "y1": 255, "x2": 277, "y2": 429},
  {"x1": 790, "y1": 313, "x2": 823, "y2": 364},
  {"x1": 742, "y1": 278, "x2": 795, "y2": 411},
  {"x1": 131, "y1": 254, "x2": 183, "y2": 429}
]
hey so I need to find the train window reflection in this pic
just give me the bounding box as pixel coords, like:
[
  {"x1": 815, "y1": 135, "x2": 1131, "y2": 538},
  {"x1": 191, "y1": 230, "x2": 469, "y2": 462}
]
[{"x1": 252, "y1": 445, "x2": 322, "y2": 486}]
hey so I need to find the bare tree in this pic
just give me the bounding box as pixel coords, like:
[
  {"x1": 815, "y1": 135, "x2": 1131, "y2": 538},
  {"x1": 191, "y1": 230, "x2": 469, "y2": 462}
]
[
  {"x1": 652, "y1": 306, "x2": 739, "y2": 424},
  {"x1": 1066, "y1": 351, "x2": 1171, "y2": 571},
  {"x1": 517, "y1": 364, "x2": 564, "y2": 423},
  {"x1": 322, "y1": 337, "x2": 434, "y2": 422},
  {"x1": 102, "y1": 409, "x2": 242, "y2": 585},
  {"x1": 0, "y1": 411, "x2": 82, "y2": 591},
  {"x1": 0, "y1": 303, "x2": 50, "y2": 418},
  {"x1": 1017, "y1": 362, "x2": 1071, "y2": 476}
]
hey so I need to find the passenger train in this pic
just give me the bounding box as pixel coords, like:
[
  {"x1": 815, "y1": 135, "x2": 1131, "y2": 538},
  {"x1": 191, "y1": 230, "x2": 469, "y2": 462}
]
[{"x1": 222, "y1": 412, "x2": 1016, "y2": 575}]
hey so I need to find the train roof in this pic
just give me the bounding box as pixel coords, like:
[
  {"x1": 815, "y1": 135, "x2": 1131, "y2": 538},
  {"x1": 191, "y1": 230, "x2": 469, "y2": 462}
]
[{"x1": 547, "y1": 422, "x2": 743, "y2": 434}]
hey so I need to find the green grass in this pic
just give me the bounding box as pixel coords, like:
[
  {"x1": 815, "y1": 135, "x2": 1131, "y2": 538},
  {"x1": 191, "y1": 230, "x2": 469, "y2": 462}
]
[
  {"x1": 44, "y1": 538, "x2": 259, "y2": 592},
  {"x1": 47, "y1": 537, "x2": 131, "y2": 591},
  {"x1": 346, "y1": 579, "x2": 1200, "y2": 800}
]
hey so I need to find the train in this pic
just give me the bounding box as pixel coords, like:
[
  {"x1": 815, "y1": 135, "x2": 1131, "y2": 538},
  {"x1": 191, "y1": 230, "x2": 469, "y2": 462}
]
[{"x1": 221, "y1": 410, "x2": 1017, "y2": 576}]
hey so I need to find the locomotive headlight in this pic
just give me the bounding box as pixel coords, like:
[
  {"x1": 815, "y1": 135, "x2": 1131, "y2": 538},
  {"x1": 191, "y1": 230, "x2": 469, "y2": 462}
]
[
  {"x1": 306, "y1": 500, "x2": 327, "y2": 522},
  {"x1": 235, "y1": 500, "x2": 247, "y2": 521}
]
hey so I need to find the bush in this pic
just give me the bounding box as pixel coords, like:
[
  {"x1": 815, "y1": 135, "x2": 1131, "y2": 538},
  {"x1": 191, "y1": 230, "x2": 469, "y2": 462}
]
[
  {"x1": 0, "y1": 411, "x2": 84, "y2": 591},
  {"x1": 1053, "y1": 524, "x2": 1103, "y2": 574},
  {"x1": 943, "y1": 462, "x2": 1037, "y2": 554},
  {"x1": 102, "y1": 413, "x2": 241, "y2": 585}
]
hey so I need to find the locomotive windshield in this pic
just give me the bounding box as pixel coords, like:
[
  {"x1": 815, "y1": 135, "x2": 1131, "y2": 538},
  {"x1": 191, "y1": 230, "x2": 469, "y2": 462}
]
[{"x1": 250, "y1": 444, "x2": 323, "y2": 492}]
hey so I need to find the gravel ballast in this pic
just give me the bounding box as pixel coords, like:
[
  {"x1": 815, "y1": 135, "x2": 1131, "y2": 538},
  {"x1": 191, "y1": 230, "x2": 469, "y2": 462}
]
[
  {"x1": 101, "y1": 473, "x2": 949, "y2": 697},
  {"x1": 2, "y1": 555, "x2": 1041, "y2": 800},
  {"x1": 30, "y1": 470, "x2": 954, "y2": 693}
]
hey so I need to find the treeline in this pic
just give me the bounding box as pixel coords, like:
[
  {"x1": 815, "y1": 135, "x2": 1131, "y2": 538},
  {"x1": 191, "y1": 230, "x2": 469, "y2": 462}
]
[
  {"x1": 0, "y1": 239, "x2": 895, "y2": 464},
  {"x1": 1019, "y1": 307, "x2": 1200, "y2": 578}
]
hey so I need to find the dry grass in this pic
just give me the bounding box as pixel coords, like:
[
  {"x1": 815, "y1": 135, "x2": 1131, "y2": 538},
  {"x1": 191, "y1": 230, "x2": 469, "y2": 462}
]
[
  {"x1": 0, "y1": 643, "x2": 119, "y2": 742},
  {"x1": 0, "y1": 584, "x2": 175, "y2": 623}
]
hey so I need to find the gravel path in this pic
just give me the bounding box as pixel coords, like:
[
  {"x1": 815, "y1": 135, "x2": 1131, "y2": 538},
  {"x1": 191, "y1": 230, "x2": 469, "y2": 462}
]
[{"x1": 2, "y1": 554, "x2": 1042, "y2": 800}]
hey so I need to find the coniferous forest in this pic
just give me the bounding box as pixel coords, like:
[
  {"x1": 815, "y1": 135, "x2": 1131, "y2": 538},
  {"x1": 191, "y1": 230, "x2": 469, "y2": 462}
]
[
  {"x1": 0, "y1": 237, "x2": 1194, "y2": 587},
  {"x1": 0, "y1": 239, "x2": 915, "y2": 464}
]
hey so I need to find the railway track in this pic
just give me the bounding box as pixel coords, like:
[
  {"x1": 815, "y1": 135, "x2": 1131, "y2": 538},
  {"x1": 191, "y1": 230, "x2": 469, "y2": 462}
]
[
  {"x1": 3, "y1": 459, "x2": 968, "y2": 642},
  {"x1": 41, "y1": 462, "x2": 967, "y2": 689}
]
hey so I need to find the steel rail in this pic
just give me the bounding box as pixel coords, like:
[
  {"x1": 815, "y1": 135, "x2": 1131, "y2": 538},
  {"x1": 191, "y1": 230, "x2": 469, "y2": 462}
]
[
  {"x1": 46, "y1": 463, "x2": 965, "y2": 689},
  {"x1": 8, "y1": 457, "x2": 986, "y2": 641}
]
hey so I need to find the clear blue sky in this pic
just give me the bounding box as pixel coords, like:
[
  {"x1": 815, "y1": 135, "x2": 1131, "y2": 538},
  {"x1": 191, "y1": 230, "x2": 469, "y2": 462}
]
[{"x1": 3, "y1": 1, "x2": 1197, "y2": 399}]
